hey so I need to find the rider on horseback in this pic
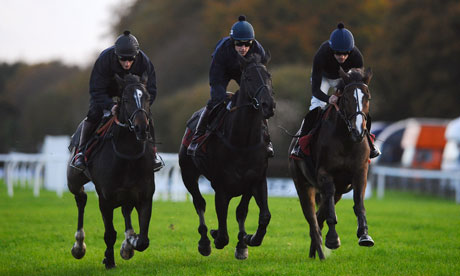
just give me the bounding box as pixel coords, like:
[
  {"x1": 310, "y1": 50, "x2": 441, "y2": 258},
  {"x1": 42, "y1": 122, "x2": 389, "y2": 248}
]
[
  {"x1": 291, "y1": 23, "x2": 380, "y2": 158},
  {"x1": 187, "y1": 15, "x2": 274, "y2": 157},
  {"x1": 71, "y1": 30, "x2": 163, "y2": 172}
]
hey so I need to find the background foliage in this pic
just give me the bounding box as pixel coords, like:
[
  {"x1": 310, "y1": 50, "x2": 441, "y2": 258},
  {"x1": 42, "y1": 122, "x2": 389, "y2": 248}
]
[{"x1": 1, "y1": 0, "x2": 459, "y2": 175}]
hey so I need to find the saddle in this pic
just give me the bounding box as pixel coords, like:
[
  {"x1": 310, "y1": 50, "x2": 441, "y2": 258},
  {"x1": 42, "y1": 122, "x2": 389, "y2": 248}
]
[
  {"x1": 182, "y1": 101, "x2": 230, "y2": 155},
  {"x1": 69, "y1": 115, "x2": 116, "y2": 165}
]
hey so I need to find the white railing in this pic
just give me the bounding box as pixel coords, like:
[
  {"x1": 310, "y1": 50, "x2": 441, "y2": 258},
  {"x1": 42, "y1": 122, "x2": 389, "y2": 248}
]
[
  {"x1": 0, "y1": 148, "x2": 188, "y2": 201},
  {"x1": 370, "y1": 165, "x2": 460, "y2": 203}
]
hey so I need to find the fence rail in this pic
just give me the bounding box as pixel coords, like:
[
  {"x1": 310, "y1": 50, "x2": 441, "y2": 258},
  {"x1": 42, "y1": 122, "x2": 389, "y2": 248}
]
[{"x1": 370, "y1": 165, "x2": 460, "y2": 203}]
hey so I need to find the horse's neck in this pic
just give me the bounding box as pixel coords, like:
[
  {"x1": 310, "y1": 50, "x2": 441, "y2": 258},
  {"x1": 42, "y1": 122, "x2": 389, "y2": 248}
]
[
  {"x1": 324, "y1": 108, "x2": 350, "y2": 138},
  {"x1": 227, "y1": 107, "x2": 262, "y2": 147},
  {"x1": 113, "y1": 126, "x2": 145, "y2": 151}
]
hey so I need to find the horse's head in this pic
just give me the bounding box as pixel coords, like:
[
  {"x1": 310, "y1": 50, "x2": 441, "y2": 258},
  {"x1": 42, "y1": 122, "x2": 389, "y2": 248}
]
[
  {"x1": 237, "y1": 52, "x2": 275, "y2": 119},
  {"x1": 337, "y1": 67, "x2": 372, "y2": 143},
  {"x1": 115, "y1": 73, "x2": 151, "y2": 141}
]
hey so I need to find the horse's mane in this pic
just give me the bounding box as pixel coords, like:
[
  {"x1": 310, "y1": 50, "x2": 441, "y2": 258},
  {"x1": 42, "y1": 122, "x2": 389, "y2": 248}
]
[
  {"x1": 246, "y1": 53, "x2": 263, "y2": 64},
  {"x1": 337, "y1": 68, "x2": 366, "y2": 91},
  {"x1": 124, "y1": 73, "x2": 141, "y2": 84},
  {"x1": 347, "y1": 68, "x2": 365, "y2": 82}
]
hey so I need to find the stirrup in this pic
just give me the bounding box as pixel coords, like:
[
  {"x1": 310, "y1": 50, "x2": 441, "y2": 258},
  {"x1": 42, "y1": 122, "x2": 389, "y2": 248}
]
[
  {"x1": 187, "y1": 142, "x2": 199, "y2": 156},
  {"x1": 153, "y1": 154, "x2": 164, "y2": 172},
  {"x1": 267, "y1": 142, "x2": 274, "y2": 158},
  {"x1": 370, "y1": 147, "x2": 381, "y2": 159},
  {"x1": 70, "y1": 153, "x2": 86, "y2": 172},
  {"x1": 290, "y1": 144, "x2": 301, "y2": 157}
]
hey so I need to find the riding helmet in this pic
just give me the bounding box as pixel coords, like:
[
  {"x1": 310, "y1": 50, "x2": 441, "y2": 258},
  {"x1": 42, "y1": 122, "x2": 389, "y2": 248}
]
[
  {"x1": 329, "y1": 23, "x2": 355, "y2": 52},
  {"x1": 230, "y1": 15, "x2": 255, "y2": 41},
  {"x1": 115, "y1": 30, "x2": 140, "y2": 57}
]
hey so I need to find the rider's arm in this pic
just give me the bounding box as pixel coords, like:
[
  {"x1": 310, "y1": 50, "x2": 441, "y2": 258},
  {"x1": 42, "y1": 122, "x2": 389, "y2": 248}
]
[
  {"x1": 89, "y1": 50, "x2": 116, "y2": 110},
  {"x1": 311, "y1": 52, "x2": 331, "y2": 104},
  {"x1": 209, "y1": 49, "x2": 229, "y2": 103},
  {"x1": 139, "y1": 51, "x2": 157, "y2": 105}
]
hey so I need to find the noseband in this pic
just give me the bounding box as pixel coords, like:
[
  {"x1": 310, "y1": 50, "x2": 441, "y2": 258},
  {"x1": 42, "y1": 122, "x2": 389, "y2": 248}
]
[{"x1": 336, "y1": 82, "x2": 369, "y2": 139}]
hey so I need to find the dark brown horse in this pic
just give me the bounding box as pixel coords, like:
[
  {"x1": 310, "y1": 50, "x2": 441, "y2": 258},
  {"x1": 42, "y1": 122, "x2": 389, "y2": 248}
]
[
  {"x1": 288, "y1": 67, "x2": 374, "y2": 260},
  {"x1": 67, "y1": 73, "x2": 155, "y2": 268},
  {"x1": 179, "y1": 53, "x2": 275, "y2": 260}
]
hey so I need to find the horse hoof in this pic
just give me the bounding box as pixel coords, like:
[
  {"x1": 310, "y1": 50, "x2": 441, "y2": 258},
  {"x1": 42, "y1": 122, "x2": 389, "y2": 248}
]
[
  {"x1": 325, "y1": 237, "x2": 341, "y2": 250},
  {"x1": 71, "y1": 242, "x2": 86, "y2": 259},
  {"x1": 235, "y1": 247, "x2": 248, "y2": 260},
  {"x1": 358, "y1": 235, "x2": 374, "y2": 247},
  {"x1": 198, "y1": 244, "x2": 211, "y2": 256},
  {"x1": 102, "y1": 258, "x2": 116, "y2": 269},
  {"x1": 120, "y1": 240, "x2": 134, "y2": 260}
]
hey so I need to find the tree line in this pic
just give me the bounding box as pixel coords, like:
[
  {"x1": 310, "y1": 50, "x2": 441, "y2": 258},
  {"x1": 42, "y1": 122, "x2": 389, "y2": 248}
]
[{"x1": 1, "y1": 0, "x2": 459, "y2": 176}]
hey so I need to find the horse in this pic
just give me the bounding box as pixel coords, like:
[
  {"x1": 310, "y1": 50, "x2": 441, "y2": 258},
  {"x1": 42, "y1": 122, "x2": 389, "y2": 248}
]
[
  {"x1": 67, "y1": 73, "x2": 156, "y2": 269},
  {"x1": 288, "y1": 67, "x2": 375, "y2": 260},
  {"x1": 178, "y1": 53, "x2": 275, "y2": 260}
]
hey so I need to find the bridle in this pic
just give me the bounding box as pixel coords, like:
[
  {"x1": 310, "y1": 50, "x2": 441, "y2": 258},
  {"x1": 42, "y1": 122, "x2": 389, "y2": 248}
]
[
  {"x1": 115, "y1": 83, "x2": 150, "y2": 132},
  {"x1": 336, "y1": 82, "x2": 370, "y2": 139},
  {"x1": 230, "y1": 63, "x2": 271, "y2": 111},
  {"x1": 112, "y1": 82, "x2": 150, "y2": 159}
]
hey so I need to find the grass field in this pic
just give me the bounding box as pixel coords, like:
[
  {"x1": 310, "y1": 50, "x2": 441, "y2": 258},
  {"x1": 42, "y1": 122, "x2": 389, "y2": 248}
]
[{"x1": 0, "y1": 181, "x2": 459, "y2": 276}]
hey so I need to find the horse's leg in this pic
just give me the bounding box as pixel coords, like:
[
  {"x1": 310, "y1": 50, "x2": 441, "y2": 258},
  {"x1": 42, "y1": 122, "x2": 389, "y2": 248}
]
[
  {"x1": 244, "y1": 179, "x2": 271, "y2": 247},
  {"x1": 211, "y1": 191, "x2": 230, "y2": 249},
  {"x1": 353, "y1": 174, "x2": 374, "y2": 247},
  {"x1": 70, "y1": 185, "x2": 88, "y2": 259},
  {"x1": 234, "y1": 193, "x2": 251, "y2": 260},
  {"x1": 120, "y1": 204, "x2": 135, "y2": 260},
  {"x1": 318, "y1": 169, "x2": 340, "y2": 250},
  {"x1": 98, "y1": 199, "x2": 117, "y2": 269},
  {"x1": 179, "y1": 154, "x2": 211, "y2": 256},
  {"x1": 290, "y1": 158, "x2": 325, "y2": 259},
  {"x1": 129, "y1": 199, "x2": 152, "y2": 252}
]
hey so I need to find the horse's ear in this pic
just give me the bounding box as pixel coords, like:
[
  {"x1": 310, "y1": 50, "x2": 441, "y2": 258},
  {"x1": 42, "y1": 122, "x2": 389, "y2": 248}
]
[
  {"x1": 339, "y1": 67, "x2": 351, "y2": 83},
  {"x1": 114, "y1": 74, "x2": 124, "y2": 87},
  {"x1": 363, "y1": 67, "x2": 373, "y2": 85},
  {"x1": 262, "y1": 50, "x2": 271, "y2": 65},
  {"x1": 140, "y1": 71, "x2": 148, "y2": 85}
]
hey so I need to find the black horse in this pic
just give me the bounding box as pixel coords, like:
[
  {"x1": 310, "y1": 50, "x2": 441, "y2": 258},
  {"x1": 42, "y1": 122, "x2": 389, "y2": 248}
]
[
  {"x1": 179, "y1": 53, "x2": 275, "y2": 260},
  {"x1": 288, "y1": 67, "x2": 374, "y2": 260},
  {"x1": 67, "y1": 73, "x2": 155, "y2": 268}
]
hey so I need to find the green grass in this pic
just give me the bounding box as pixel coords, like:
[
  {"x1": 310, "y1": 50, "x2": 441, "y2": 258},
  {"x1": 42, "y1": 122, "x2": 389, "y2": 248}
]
[{"x1": 0, "y1": 181, "x2": 459, "y2": 276}]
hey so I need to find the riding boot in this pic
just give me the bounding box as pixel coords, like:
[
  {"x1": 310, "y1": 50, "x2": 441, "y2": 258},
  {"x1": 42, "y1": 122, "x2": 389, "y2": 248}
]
[
  {"x1": 262, "y1": 119, "x2": 274, "y2": 158},
  {"x1": 291, "y1": 107, "x2": 320, "y2": 157},
  {"x1": 187, "y1": 108, "x2": 210, "y2": 156},
  {"x1": 367, "y1": 133, "x2": 381, "y2": 159},
  {"x1": 366, "y1": 114, "x2": 381, "y2": 159},
  {"x1": 71, "y1": 120, "x2": 96, "y2": 171},
  {"x1": 148, "y1": 121, "x2": 164, "y2": 172}
]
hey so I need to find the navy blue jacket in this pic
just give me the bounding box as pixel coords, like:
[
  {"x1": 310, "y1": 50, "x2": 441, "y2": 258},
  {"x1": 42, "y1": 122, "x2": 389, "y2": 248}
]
[
  {"x1": 311, "y1": 41, "x2": 363, "y2": 103},
  {"x1": 89, "y1": 46, "x2": 157, "y2": 110},
  {"x1": 208, "y1": 36, "x2": 266, "y2": 106}
]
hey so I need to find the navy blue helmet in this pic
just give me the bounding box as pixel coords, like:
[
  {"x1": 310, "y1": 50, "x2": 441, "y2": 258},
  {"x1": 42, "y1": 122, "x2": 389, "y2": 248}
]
[
  {"x1": 230, "y1": 15, "x2": 255, "y2": 41},
  {"x1": 329, "y1": 23, "x2": 355, "y2": 52},
  {"x1": 115, "y1": 30, "x2": 140, "y2": 57}
]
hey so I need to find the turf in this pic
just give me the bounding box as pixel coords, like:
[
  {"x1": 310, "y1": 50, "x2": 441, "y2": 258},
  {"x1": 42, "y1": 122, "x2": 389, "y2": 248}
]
[{"x1": 0, "y1": 181, "x2": 459, "y2": 275}]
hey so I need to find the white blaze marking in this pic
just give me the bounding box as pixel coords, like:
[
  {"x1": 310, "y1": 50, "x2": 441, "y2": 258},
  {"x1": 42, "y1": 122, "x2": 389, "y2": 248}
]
[
  {"x1": 134, "y1": 88, "x2": 143, "y2": 108},
  {"x1": 354, "y1": 88, "x2": 364, "y2": 133}
]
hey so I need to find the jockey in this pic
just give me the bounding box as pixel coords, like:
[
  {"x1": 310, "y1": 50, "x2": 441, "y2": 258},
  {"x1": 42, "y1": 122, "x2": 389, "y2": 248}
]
[
  {"x1": 71, "y1": 30, "x2": 163, "y2": 172},
  {"x1": 291, "y1": 23, "x2": 380, "y2": 158},
  {"x1": 187, "y1": 15, "x2": 274, "y2": 157}
]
